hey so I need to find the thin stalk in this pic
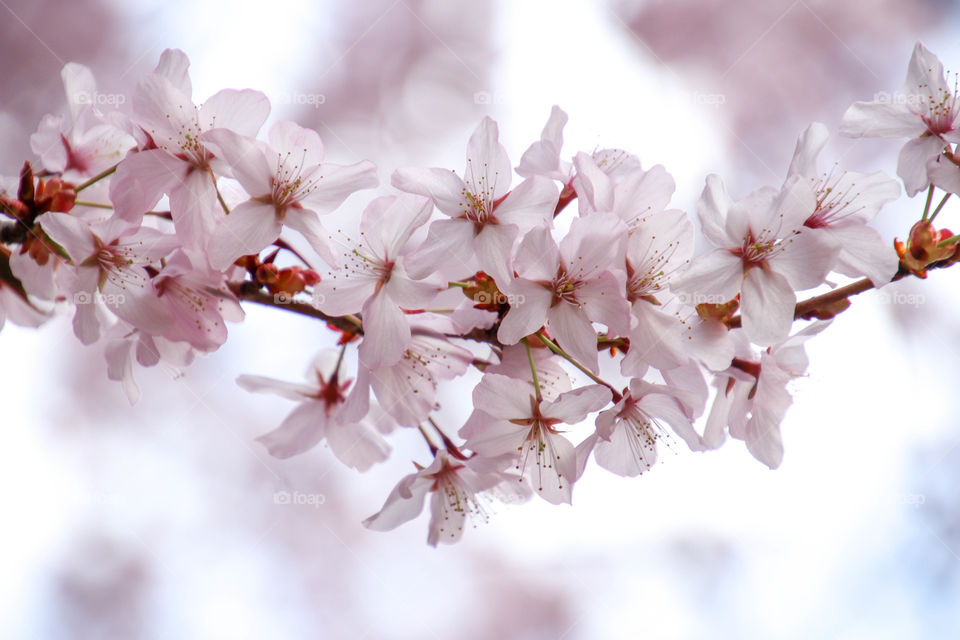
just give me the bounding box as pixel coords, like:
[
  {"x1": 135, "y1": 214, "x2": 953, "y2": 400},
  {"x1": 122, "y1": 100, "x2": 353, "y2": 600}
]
[
  {"x1": 522, "y1": 337, "x2": 543, "y2": 403},
  {"x1": 536, "y1": 332, "x2": 621, "y2": 402},
  {"x1": 75, "y1": 164, "x2": 118, "y2": 192}
]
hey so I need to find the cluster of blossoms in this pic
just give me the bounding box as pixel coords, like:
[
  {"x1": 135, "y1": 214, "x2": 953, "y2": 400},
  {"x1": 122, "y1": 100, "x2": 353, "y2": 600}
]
[{"x1": 3, "y1": 44, "x2": 960, "y2": 546}]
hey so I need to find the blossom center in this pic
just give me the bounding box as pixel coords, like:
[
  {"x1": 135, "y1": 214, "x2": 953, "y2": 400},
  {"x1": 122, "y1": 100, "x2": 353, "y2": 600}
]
[
  {"x1": 914, "y1": 78, "x2": 959, "y2": 135},
  {"x1": 732, "y1": 231, "x2": 781, "y2": 265},
  {"x1": 315, "y1": 375, "x2": 350, "y2": 416},
  {"x1": 548, "y1": 267, "x2": 582, "y2": 306},
  {"x1": 804, "y1": 171, "x2": 865, "y2": 229},
  {"x1": 271, "y1": 150, "x2": 320, "y2": 209},
  {"x1": 462, "y1": 190, "x2": 494, "y2": 225}
]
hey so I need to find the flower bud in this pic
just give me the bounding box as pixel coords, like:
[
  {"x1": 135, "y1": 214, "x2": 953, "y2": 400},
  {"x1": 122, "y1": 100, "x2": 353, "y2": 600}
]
[
  {"x1": 275, "y1": 268, "x2": 307, "y2": 294},
  {"x1": 255, "y1": 263, "x2": 279, "y2": 286},
  {"x1": 895, "y1": 220, "x2": 955, "y2": 278}
]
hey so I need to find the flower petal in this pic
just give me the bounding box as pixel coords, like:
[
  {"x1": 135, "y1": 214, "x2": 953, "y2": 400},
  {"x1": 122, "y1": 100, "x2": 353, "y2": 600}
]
[
  {"x1": 547, "y1": 301, "x2": 599, "y2": 372},
  {"x1": 542, "y1": 384, "x2": 612, "y2": 423},
  {"x1": 284, "y1": 208, "x2": 338, "y2": 266},
  {"x1": 198, "y1": 89, "x2": 270, "y2": 137},
  {"x1": 496, "y1": 280, "x2": 552, "y2": 345},
  {"x1": 109, "y1": 149, "x2": 187, "y2": 222},
  {"x1": 363, "y1": 474, "x2": 433, "y2": 531},
  {"x1": 740, "y1": 267, "x2": 796, "y2": 347},
  {"x1": 391, "y1": 167, "x2": 467, "y2": 218},
  {"x1": 207, "y1": 200, "x2": 281, "y2": 270},
  {"x1": 492, "y1": 175, "x2": 558, "y2": 232},
  {"x1": 839, "y1": 101, "x2": 925, "y2": 138},
  {"x1": 298, "y1": 160, "x2": 379, "y2": 215},
  {"x1": 464, "y1": 116, "x2": 512, "y2": 201},
  {"x1": 325, "y1": 419, "x2": 391, "y2": 472},
  {"x1": 257, "y1": 402, "x2": 327, "y2": 458},
  {"x1": 200, "y1": 128, "x2": 273, "y2": 196},
  {"x1": 897, "y1": 134, "x2": 946, "y2": 197},
  {"x1": 787, "y1": 122, "x2": 829, "y2": 178},
  {"x1": 768, "y1": 229, "x2": 839, "y2": 291},
  {"x1": 359, "y1": 289, "x2": 411, "y2": 368},
  {"x1": 267, "y1": 120, "x2": 324, "y2": 167}
]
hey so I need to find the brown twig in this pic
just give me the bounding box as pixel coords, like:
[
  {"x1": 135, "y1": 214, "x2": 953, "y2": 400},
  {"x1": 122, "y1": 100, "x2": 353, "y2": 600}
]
[{"x1": 228, "y1": 281, "x2": 361, "y2": 334}]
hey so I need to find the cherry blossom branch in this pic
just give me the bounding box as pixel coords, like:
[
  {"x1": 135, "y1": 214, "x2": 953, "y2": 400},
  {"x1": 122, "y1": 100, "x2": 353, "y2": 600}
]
[
  {"x1": 227, "y1": 281, "x2": 362, "y2": 333},
  {"x1": 11, "y1": 42, "x2": 960, "y2": 547},
  {"x1": 0, "y1": 222, "x2": 27, "y2": 244}
]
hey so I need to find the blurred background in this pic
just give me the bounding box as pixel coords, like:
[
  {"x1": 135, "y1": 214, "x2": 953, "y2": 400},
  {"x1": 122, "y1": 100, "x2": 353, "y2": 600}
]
[{"x1": 2, "y1": 0, "x2": 960, "y2": 637}]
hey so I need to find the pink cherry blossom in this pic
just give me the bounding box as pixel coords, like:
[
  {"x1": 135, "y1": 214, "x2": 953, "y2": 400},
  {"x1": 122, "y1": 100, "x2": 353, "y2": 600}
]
[
  {"x1": 516, "y1": 105, "x2": 572, "y2": 183},
  {"x1": 313, "y1": 194, "x2": 441, "y2": 368},
  {"x1": 497, "y1": 214, "x2": 631, "y2": 372},
  {"x1": 359, "y1": 329, "x2": 474, "y2": 428},
  {"x1": 30, "y1": 63, "x2": 134, "y2": 182},
  {"x1": 572, "y1": 151, "x2": 679, "y2": 226},
  {"x1": 150, "y1": 249, "x2": 244, "y2": 352},
  {"x1": 671, "y1": 175, "x2": 840, "y2": 347},
  {"x1": 392, "y1": 116, "x2": 558, "y2": 285},
  {"x1": 465, "y1": 373, "x2": 611, "y2": 504},
  {"x1": 515, "y1": 107, "x2": 644, "y2": 196},
  {"x1": 619, "y1": 208, "x2": 701, "y2": 373},
  {"x1": 789, "y1": 122, "x2": 900, "y2": 286},
  {"x1": 110, "y1": 49, "x2": 270, "y2": 249},
  {"x1": 576, "y1": 379, "x2": 703, "y2": 478},
  {"x1": 37, "y1": 211, "x2": 179, "y2": 344},
  {"x1": 840, "y1": 42, "x2": 960, "y2": 196},
  {"x1": 458, "y1": 343, "x2": 572, "y2": 441},
  {"x1": 238, "y1": 350, "x2": 388, "y2": 471},
  {"x1": 703, "y1": 322, "x2": 830, "y2": 469},
  {"x1": 104, "y1": 323, "x2": 194, "y2": 405},
  {"x1": 201, "y1": 120, "x2": 378, "y2": 270},
  {"x1": 363, "y1": 450, "x2": 528, "y2": 547}
]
